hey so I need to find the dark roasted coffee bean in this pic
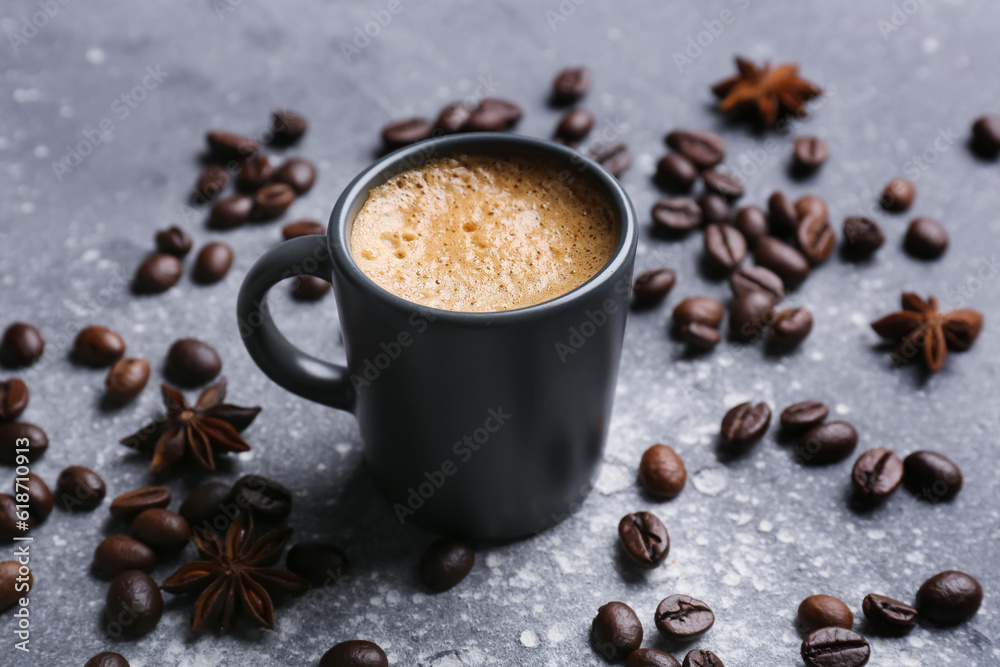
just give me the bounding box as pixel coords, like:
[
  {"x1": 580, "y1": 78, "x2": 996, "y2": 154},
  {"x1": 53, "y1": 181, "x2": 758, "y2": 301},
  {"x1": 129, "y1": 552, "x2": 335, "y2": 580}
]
[
  {"x1": 253, "y1": 183, "x2": 296, "y2": 219},
  {"x1": 971, "y1": 114, "x2": 1000, "y2": 156},
  {"x1": 292, "y1": 276, "x2": 332, "y2": 301},
  {"x1": 862, "y1": 593, "x2": 918, "y2": 635},
  {"x1": 720, "y1": 401, "x2": 771, "y2": 448},
  {"x1": 57, "y1": 466, "x2": 105, "y2": 512},
  {"x1": 780, "y1": 401, "x2": 828, "y2": 430},
  {"x1": 656, "y1": 153, "x2": 698, "y2": 192},
  {"x1": 270, "y1": 109, "x2": 307, "y2": 144},
  {"x1": 273, "y1": 157, "x2": 317, "y2": 195},
  {"x1": 320, "y1": 640, "x2": 388, "y2": 667},
  {"x1": 105, "y1": 570, "x2": 163, "y2": 637},
  {"x1": 655, "y1": 594, "x2": 714, "y2": 639},
  {"x1": 0, "y1": 560, "x2": 32, "y2": 610},
  {"x1": 801, "y1": 627, "x2": 869, "y2": 667},
  {"x1": 74, "y1": 326, "x2": 126, "y2": 367},
  {"x1": 626, "y1": 649, "x2": 681, "y2": 667},
  {"x1": 730, "y1": 265, "x2": 784, "y2": 301},
  {"x1": 704, "y1": 223, "x2": 747, "y2": 271},
  {"x1": 881, "y1": 177, "x2": 915, "y2": 212},
  {"x1": 0, "y1": 323, "x2": 44, "y2": 368},
  {"x1": 673, "y1": 296, "x2": 724, "y2": 330},
  {"x1": 192, "y1": 241, "x2": 234, "y2": 284},
  {"x1": 795, "y1": 194, "x2": 828, "y2": 223},
  {"x1": 754, "y1": 236, "x2": 810, "y2": 288},
  {"x1": 593, "y1": 601, "x2": 643, "y2": 660},
  {"x1": 93, "y1": 535, "x2": 157, "y2": 578},
  {"x1": 132, "y1": 508, "x2": 190, "y2": 553},
  {"x1": 209, "y1": 194, "x2": 254, "y2": 229},
  {"x1": 917, "y1": 570, "x2": 983, "y2": 624},
  {"x1": 109, "y1": 486, "x2": 171, "y2": 522},
  {"x1": 904, "y1": 217, "x2": 948, "y2": 259},
  {"x1": 633, "y1": 268, "x2": 676, "y2": 305},
  {"x1": 798, "y1": 594, "x2": 853, "y2": 632},
  {"x1": 702, "y1": 170, "x2": 744, "y2": 200},
  {"x1": 229, "y1": 474, "x2": 292, "y2": 521},
  {"x1": 682, "y1": 649, "x2": 725, "y2": 667},
  {"x1": 466, "y1": 106, "x2": 509, "y2": 132},
  {"x1": 0, "y1": 379, "x2": 29, "y2": 422},
  {"x1": 652, "y1": 197, "x2": 702, "y2": 233},
  {"x1": 477, "y1": 98, "x2": 523, "y2": 127},
  {"x1": 681, "y1": 322, "x2": 722, "y2": 350},
  {"x1": 20, "y1": 472, "x2": 53, "y2": 522},
  {"x1": 194, "y1": 164, "x2": 230, "y2": 201},
  {"x1": 793, "y1": 136, "x2": 830, "y2": 171},
  {"x1": 179, "y1": 481, "x2": 232, "y2": 529},
  {"x1": 0, "y1": 421, "x2": 48, "y2": 464},
  {"x1": 282, "y1": 219, "x2": 325, "y2": 239},
  {"x1": 84, "y1": 652, "x2": 130, "y2": 667},
  {"x1": 105, "y1": 357, "x2": 151, "y2": 404},
  {"x1": 767, "y1": 190, "x2": 798, "y2": 236},
  {"x1": 798, "y1": 421, "x2": 858, "y2": 465},
  {"x1": 729, "y1": 291, "x2": 775, "y2": 342},
  {"x1": 638, "y1": 443, "x2": 686, "y2": 500},
  {"x1": 237, "y1": 155, "x2": 272, "y2": 190},
  {"x1": 903, "y1": 450, "x2": 962, "y2": 501},
  {"x1": 769, "y1": 307, "x2": 812, "y2": 348},
  {"x1": 618, "y1": 511, "x2": 670, "y2": 567},
  {"x1": 206, "y1": 130, "x2": 258, "y2": 163},
  {"x1": 797, "y1": 213, "x2": 835, "y2": 265},
  {"x1": 552, "y1": 66, "x2": 592, "y2": 104},
  {"x1": 0, "y1": 493, "x2": 31, "y2": 541},
  {"x1": 287, "y1": 542, "x2": 350, "y2": 586},
  {"x1": 134, "y1": 253, "x2": 182, "y2": 294},
  {"x1": 852, "y1": 448, "x2": 903, "y2": 502},
  {"x1": 665, "y1": 130, "x2": 725, "y2": 169},
  {"x1": 842, "y1": 217, "x2": 884, "y2": 256},
  {"x1": 435, "y1": 102, "x2": 474, "y2": 134},
  {"x1": 733, "y1": 205, "x2": 770, "y2": 246},
  {"x1": 165, "y1": 338, "x2": 221, "y2": 387},
  {"x1": 155, "y1": 226, "x2": 193, "y2": 257},
  {"x1": 419, "y1": 537, "x2": 475, "y2": 592},
  {"x1": 697, "y1": 192, "x2": 730, "y2": 225},
  {"x1": 555, "y1": 108, "x2": 595, "y2": 143},
  {"x1": 590, "y1": 143, "x2": 631, "y2": 178}
]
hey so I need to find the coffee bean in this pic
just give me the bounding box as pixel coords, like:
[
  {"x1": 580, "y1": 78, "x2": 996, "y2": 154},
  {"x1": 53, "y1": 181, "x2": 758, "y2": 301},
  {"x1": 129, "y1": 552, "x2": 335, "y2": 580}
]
[
  {"x1": 476, "y1": 98, "x2": 523, "y2": 128},
  {"x1": 800, "y1": 627, "x2": 870, "y2": 667},
  {"x1": 0, "y1": 379, "x2": 29, "y2": 422},
  {"x1": 287, "y1": 542, "x2": 350, "y2": 586},
  {"x1": 917, "y1": 570, "x2": 983, "y2": 624},
  {"x1": 793, "y1": 136, "x2": 830, "y2": 172},
  {"x1": 209, "y1": 194, "x2": 254, "y2": 229},
  {"x1": 270, "y1": 109, "x2": 307, "y2": 145},
  {"x1": 633, "y1": 268, "x2": 676, "y2": 306},
  {"x1": 229, "y1": 474, "x2": 292, "y2": 521},
  {"x1": 730, "y1": 265, "x2": 784, "y2": 301},
  {"x1": 0, "y1": 422, "x2": 48, "y2": 464},
  {"x1": 282, "y1": 219, "x2": 326, "y2": 239},
  {"x1": 618, "y1": 511, "x2": 670, "y2": 568},
  {"x1": 704, "y1": 223, "x2": 747, "y2": 272},
  {"x1": 273, "y1": 157, "x2": 317, "y2": 195},
  {"x1": 0, "y1": 560, "x2": 32, "y2": 612},
  {"x1": 798, "y1": 594, "x2": 853, "y2": 632},
  {"x1": 466, "y1": 106, "x2": 510, "y2": 132},
  {"x1": 769, "y1": 307, "x2": 813, "y2": 348},
  {"x1": 105, "y1": 570, "x2": 162, "y2": 637},
  {"x1": 94, "y1": 535, "x2": 157, "y2": 578},
  {"x1": 697, "y1": 193, "x2": 731, "y2": 225},
  {"x1": 733, "y1": 205, "x2": 770, "y2": 246},
  {"x1": 552, "y1": 67, "x2": 592, "y2": 104},
  {"x1": 842, "y1": 217, "x2": 884, "y2": 257},
  {"x1": 673, "y1": 296, "x2": 724, "y2": 330},
  {"x1": 320, "y1": 640, "x2": 388, "y2": 667},
  {"x1": 132, "y1": 508, "x2": 190, "y2": 553},
  {"x1": 754, "y1": 237, "x2": 810, "y2": 289},
  {"x1": 237, "y1": 155, "x2": 272, "y2": 190},
  {"x1": 57, "y1": 466, "x2": 105, "y2": 511},
  {"x1": 721, "y1": 401, "x2": 771, "y2": 448},
  {"x1": 780, "y1": 401, "x2": 828, "y2": 430},
  {"x1": 729, "y1": 291, "x2": 775, "y2": 342},
  {"x1": 592, "y1": 601, "x2": 643, "y2": 660},
  {"x1": 104, "y1": 358, "x2": 150, "y2": 404},
  {"x1": 254, "y1": 183, "x2": 296, "y2": 219},
  {"x1": 652, "y1": 197, "x2": 702, "y2": 233},
  {"x1": 419, "y1": 537, "x2": 475, "y2": 592},
  {"x1": 703, "y1": 170, "x2": 744, "y2": 200},
  {"x1": 556, "y1": 108, "x2": 595, "y2": 143},
  {"x1": 134, "y1": 253, "x2": 183, "y2": 293},
  {"x1": 206, "y1": 130, "x2": 258, "y2": 163},
  {"x1": 796, "y1": 213, "x2": 835, "y2": 265},
  {"x1": 767, "y1": 191, "x2": 798, "y2": 236},
  {"x1": 85, "y1": 652, "x2": 130, "y2": 667},
  {"x1": 798, "y1": 421, "x2": 858, "y2": 465},
  {"x1": 155, "y1": 226, "x2": 193, "y2": 257},
  {"x1": 435, "y1": 102, "x2": 474, "y2": 134},
  {"x1": 681, "y1": 649, "x2": 725, "y2": 667},
  {"x1": 656, "y1": 153, "x2": 698, "y2": 192},
  {"x1": 0, "y1": 323, "x2": 44, "y2": 368},
  {"x1": 665, "y1": 130, "x2": 725, "y2": 169},
  {"x1": 110, "y1": 486, "x2": 171, "y2": 522},
  {"x1": 794, "y1": 194, "x2": 828, "y2": 223},
  {"x1": 852, "y1": 448, "x2": 903, "y2": 502},
  {"x1": 971, "y1": 114, "x2": 1000, "y2": 156},
  {"x1": 655, "y1": 594, "x2": 714, "y2": 639},
  {"x1": 681, "y1": 322, "x2": 722, "y2": 350},
  {"x1": 903, "y1": 450, "x2": 962, "y2": 501},
  {"x1": 194, "y1": 164, "x2": 230, "y2": 201},
  {"x1": 881, "y1": 177, "x2": 915, "y2": 212},
  {"x1": 590, "y1": 143, "x2": 632, "y2": 178},
  {"x1": 904, "y1": 217, "x2": 948, "y2": 259},
  {"x1": 165, "y1": 338, "x2": 222, "y2": 387},
  {"x1": 862, "y1": 594, "x2": 917, "y2": 635},
  {"x1": 638, "y1": 444, "x2": 686, "y2": 499},
  {"x1": 20, "y1": 472, "x2": 53, "y2": 522},
  {"x1": 292, "y1": 276, "x2": 332, "y2": 301},
  {"x1": 74, "y1": 326, "x2": 126, "y2": 367},
  {"x1": 0, "y1": 494, "x2": 32, "y2": 541},
  {"x1": 626, "y1": 649, "x2": 681, "y2": 667},
  {"x1": 193, "y1": 241, "x2": 234, "y2": 284},
  {"x1": 179, "y1": 481, "x2": 232, "y2": 529}
]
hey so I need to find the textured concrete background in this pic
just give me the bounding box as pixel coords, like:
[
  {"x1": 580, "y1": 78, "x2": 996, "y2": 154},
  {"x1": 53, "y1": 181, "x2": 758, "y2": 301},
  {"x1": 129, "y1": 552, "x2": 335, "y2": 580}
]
[{"x1": 1, "y1": 0, "x2": 998, "y2": 665}]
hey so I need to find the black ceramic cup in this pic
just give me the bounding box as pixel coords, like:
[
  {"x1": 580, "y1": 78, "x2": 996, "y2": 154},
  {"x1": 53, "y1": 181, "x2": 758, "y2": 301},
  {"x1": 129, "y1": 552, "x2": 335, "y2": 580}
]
[{"x1": 237, "y1": 133, "x2": 637, "y2": 540}]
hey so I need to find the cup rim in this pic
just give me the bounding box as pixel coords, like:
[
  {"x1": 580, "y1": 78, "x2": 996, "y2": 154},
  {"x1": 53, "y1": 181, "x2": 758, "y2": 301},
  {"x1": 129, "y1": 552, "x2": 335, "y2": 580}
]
[{"x1": 327, "y1": 132, "x2": 637, "y2": 322}]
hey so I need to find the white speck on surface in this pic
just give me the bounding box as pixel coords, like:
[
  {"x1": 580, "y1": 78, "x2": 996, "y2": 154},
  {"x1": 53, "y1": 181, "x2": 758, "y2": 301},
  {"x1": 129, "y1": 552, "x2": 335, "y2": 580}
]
[
  {"x1": 13, "y1": 88, "x2": 41, "y2": 103},
  {"x1": 520, "y1": 629, "x2": 539, "y2": 648},
  {"x1": 33, "y1": 145, "x2": 49, "y2": 158},
  {"x1": 692, "y1": 467, "x2": 727, "y2": 496},
  {"x1": 776, "y1": 530, "x2": 796, "y2": 544},
  {"x1": 82, "y1": 249, "x2": 100, "y2": 262},
  {"x1": 758, "y1": 520, "x2": 773, "y2": 533},
  {"x1": 867, "y1": 529, "x2": 886, "y2": 540},
  {"x1": 60, "y1": 104, "x2": 74, "y2": 118},
  {"x1": 922, "y1": 37, "x2": 939, "y2": 54},
  {"x1": 810, "y1": 351, "x2": 824, "y2": 362},
  {"x1": 85, "y1": 47, "x2": 107, "y2": 64},
  {"x1": 835, "y1": 403, "x2": 851, "y2": 415},
  {"x1": 20, "y1": 202, "x2": 34, "y2": 214}
]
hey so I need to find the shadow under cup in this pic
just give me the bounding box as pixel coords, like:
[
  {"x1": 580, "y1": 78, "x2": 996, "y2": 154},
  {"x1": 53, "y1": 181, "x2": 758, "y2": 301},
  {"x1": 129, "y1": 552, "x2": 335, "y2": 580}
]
[{"x1": 238, "y1": 133, "x2": 637, "y2": 541}]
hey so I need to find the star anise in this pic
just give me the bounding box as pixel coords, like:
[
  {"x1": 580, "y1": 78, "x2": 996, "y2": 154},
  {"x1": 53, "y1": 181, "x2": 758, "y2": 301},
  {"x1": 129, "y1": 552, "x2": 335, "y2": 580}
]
[
  {"x1": 871, "y1": 292, "x2": 983, "y2": 372},
  {"x1": 161, "y1": 512, "x2": 308, "y2": 634},
  {"x1": 711, "y1": 56, "x2": 821, "y2": 127},
  {"x1": 120, "y1": 378, "x2": 261, "y2": 473}
]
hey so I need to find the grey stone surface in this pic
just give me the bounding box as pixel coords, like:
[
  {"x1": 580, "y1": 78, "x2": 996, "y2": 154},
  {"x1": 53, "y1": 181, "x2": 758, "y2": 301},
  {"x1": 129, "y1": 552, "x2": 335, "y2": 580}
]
[{"x1": 1, "y1": 0, "x2": 998, "y2": 664}]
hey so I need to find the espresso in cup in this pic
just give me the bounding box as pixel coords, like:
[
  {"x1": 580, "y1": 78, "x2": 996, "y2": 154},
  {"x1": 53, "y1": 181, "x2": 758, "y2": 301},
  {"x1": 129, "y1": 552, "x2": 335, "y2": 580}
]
[{"x1": 350, "y1": 154, "x2": 617, "y2": 312}]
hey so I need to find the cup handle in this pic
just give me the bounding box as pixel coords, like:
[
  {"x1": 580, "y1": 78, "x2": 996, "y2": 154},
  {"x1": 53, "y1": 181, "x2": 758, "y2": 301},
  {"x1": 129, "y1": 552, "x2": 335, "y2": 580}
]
[{"x1": 236, "y1": 235, "x2": 354, "y2": 411}]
